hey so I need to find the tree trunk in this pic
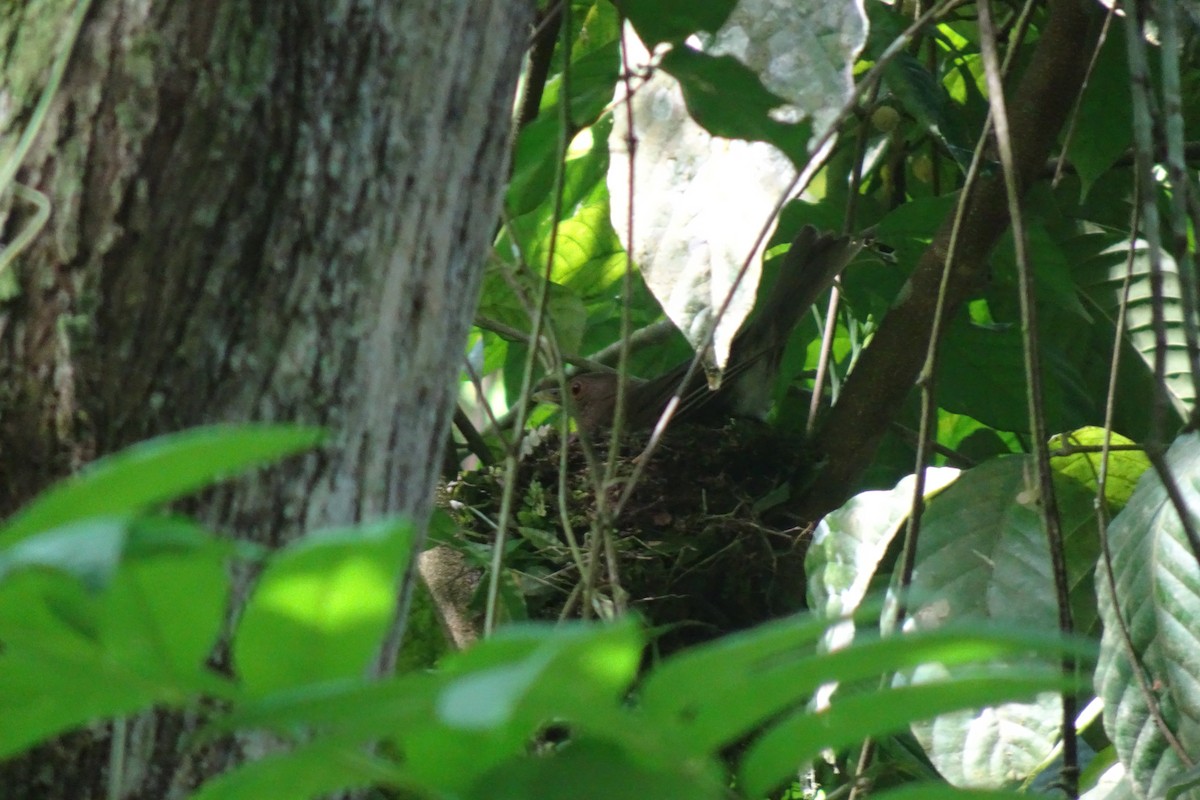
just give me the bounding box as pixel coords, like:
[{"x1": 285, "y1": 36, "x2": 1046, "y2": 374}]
[{"x1": 0, "y1": 0, "x2": 530, "y2": 796}]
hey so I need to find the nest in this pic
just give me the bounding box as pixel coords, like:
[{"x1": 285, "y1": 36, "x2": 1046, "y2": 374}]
[{"x1": 446, "y1": 421, "x2": 820, "y2": 652}]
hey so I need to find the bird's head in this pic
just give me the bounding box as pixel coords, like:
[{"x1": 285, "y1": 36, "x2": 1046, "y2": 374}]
[{"x1": 534, "y1": 372, "x2": 625, "y2": 433}]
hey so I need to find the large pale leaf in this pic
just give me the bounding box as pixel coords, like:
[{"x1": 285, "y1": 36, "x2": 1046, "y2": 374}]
[
  {"x1": 807, "y1": 467, "x2": 961, "y2": 653},
  {"x1": 608, "y1": 0, "x2": 865, "y2": 374},
  {"x1": 896, "y1": 457, "x2": 1100, "y2": 787},
  {"x1": 1080, "y1": 761, "x2": 1137, "y2": 800},
  {"x1": 1095, "y1": 431, "x2": 1200, "y2": 800},
  {"x1": 741, "y1": 668, "x2": 1078, "y2": 798}
]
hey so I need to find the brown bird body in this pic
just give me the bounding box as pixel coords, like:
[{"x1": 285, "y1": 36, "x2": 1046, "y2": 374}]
[{"x1": 537, "y1": 226, "x2": 862, "y2": 435}]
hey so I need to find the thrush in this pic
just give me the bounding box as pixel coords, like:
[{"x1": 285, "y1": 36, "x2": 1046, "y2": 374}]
[{"x1": 536, "y1": 226, "x2": 863, "y2": 435}]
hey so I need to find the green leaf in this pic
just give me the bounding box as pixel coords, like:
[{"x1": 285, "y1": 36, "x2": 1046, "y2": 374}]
[
  {"x1": 638, "y1": 611, "x2": 833, "y2": 729},
  {"x1": 740, "y1": 671, "x2": 1077, "y2": 798},
  {"x1": 937, "y1": 316, "x2": 1092, "y2": 434},
  {"x1": 233, "y1": 519, "x2": 414, "y2": 696},
  {"x1": 99, "y1": 517, "x2": 232, "y2": 695},
  {"x1": 540, "y1": 39, "x2": 622, "y2": 128},
  {"x1": 807, "y1": 467, "x2": 961, "y2": 619},
  {"x1": 898, "y1": 456, "x2": 1100, "y2": 786},
  {"x1": 220, "y1": 620, "x2": 643, "y2": 796},
  {"x1": 408, "y1": 621, "x2": 643, "y2": 795},
  {"x1": 439, "y1": 620, "x2": 642, "y2": 726},
  {"x1": 641, "y1": 609, "x2": 1090, "y2": 755},
  {"x1": 1068, "y1": 34, "x2": 1134, "y2": 196},
  {"x1": 506, "y1": 114, "x2": 564, "y2": 217},
  {"x1": 0, "y1": 517, "x2": 131, "y2": 591},
  {"x1": 1071, "y1": 232, "x2": 1193, "y2": 418},
  {"x1": 472, "y1": 736, "x2": 723, "y2": 800},
  {"x1": 1050, "y1": 427, "x2": 1151, "y2": 515},
  {"x1": 884, "y1": 51, "x2": 975, "y2": 171},
  {"x1": 189, "y1": 741, "x2": 409, "y2": 800},
  {"x1": 0, "y1": 651, "x2": 155, "y2": 759},
  {"x1": 210, "y1": 673, "x2": 442, "y2": 747},
  {"x1": 1096, "y1": 431, "x2": 1200, "y2": 800},
  {"x1": 0, "y1": 425, "x2": 325, "y2": 546},
  {"x1": 990, "y1": 224, "x2": 1092, "y2": 322},
  {"x1": 659, "y1": 47, "x2": 811, "y2": 162},
  {"x1": 0, "y1": 517, "x2": 231, "y2": 674},
  {"x1": 614, "y1": 0, "x2": 735, "y2": 45},
  {"x1": 1167, "y1": 762, "x2": 1200, "y2": 799},
  {"x1": 0, "y1": 565, "x2": 103, "y2": 663},
  {"x1": 0, "y1": 517, "x2": 235, "y2": 758}
]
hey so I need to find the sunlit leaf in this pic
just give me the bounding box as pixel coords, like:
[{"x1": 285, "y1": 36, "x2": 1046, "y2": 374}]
[
  {"x1": 1050, "y1": 427, "x2": 1151, "y2": 515},
  {"x1": 234, "y1": 520, "x2": 414, "y2": 696},
  {"x1": 0, "y1": 425, "x2": 324, "y2": 546}
]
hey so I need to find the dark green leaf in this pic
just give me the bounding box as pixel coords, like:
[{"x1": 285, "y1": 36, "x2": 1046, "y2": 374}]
[
  {"x1": 614, "y1": 0, "x2": 735, "y2": 45},
  {"x1": 884, "y1": 52, "x2": 975, "y2": 171},
  {"x1": 1068, "y1": 34, "x2": 1133, "y2": 195},
  {"x1": 937, "y1": 316, "x2": 1091, "y2": 433},
  {"x1": 659, "y1": 47, "x2": 812, "y2": 164},
  {"x1": 472, "y1": 736, "x2": 723, "y2": 800}
]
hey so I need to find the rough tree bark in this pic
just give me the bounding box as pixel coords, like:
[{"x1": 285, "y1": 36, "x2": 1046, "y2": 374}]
[{"x1": 0, "y1": 0, "x2": 530, "y2": 797}]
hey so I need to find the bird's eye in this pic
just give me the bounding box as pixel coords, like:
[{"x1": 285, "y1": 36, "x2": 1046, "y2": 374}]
[{"x1": 570, "y1": 380, "x2": 583, "y2": 397}]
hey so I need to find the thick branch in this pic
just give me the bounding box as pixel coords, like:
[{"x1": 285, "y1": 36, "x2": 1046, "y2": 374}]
[{"x1": 797, "y1": 0, "x2": 1101, "y2": 519}]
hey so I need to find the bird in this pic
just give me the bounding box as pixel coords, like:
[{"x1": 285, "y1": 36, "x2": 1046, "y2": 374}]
[{"x1": 536, "y1": 226, "x2": 863, "y2": 435}]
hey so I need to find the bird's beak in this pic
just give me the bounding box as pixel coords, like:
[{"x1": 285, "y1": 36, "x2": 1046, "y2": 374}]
[{"x1": 532, "y1": 379, "x2": 562, "y2": 406}]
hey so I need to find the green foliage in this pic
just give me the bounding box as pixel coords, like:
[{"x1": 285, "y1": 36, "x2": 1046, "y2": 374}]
[
  {"x1": 615, "y1": 0, "x2": 736, "y2": 45},
  {"x1": 660, "y1": 48, "x2": 813, "y2": 165},
  {"x1": 1096, "y1": 432, "x2": 1200, "y2": 800},
  {"x1": 0, "y1": 424, "x2": 325, "y2": 546},
  {"x1": 0, "y1": 434, "x2": 1086, "y2": 798},
  {"x1": 9, "y1": 0, "x2": 1200, "y2": 797},
  {"x1": 462, "y1": 0, "x2": 1199, "y2": 796}
]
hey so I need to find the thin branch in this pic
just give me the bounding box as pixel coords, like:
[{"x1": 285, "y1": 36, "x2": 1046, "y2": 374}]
[
  {"x1": 474, "y1": 315, "x2": 612, "y2": 373},
  {"x1": 1051, "y1": 6, "x2": 1116, "y2": 188},
  {"x1": 1122, "y1": 0, "x2": 1200, "y2": 566},
  {"x1": 453, "y1": 407, "x2": 495, "y2": 467},
  {"x1": 979, "y1": 2, "x2": 1077, "y2": 793},
  {"x1": 483, "y1": 2, "x2": 576, "y2": 637},
  {"x1": 515, "y1": 3, "x2": 564, "y2": 134}
]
